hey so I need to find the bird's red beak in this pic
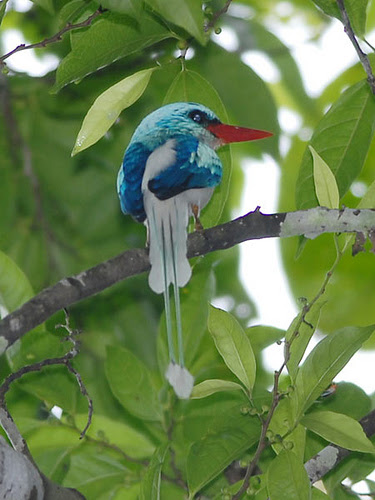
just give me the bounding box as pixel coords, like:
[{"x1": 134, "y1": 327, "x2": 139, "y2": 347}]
[{"x1": 207, "y1": 123, "x2": 273, "y2": 144}]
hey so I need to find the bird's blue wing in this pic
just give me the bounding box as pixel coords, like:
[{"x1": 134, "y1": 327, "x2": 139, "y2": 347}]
[
  {"x1": 147, "y1": 135, "x2": 222, "y2": 201},
  {"x1": 117, "y1": 141, "x2": 150, "y2": 222}
]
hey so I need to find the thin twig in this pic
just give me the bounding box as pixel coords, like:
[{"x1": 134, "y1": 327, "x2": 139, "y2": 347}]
[
  {"x1": 232, "y1": 366, "x2": 284, "y2": 499},
  {"x1": 0, "y1": 8, "x2": 105, "y2": 66},
  {"x1": 55, "y1": 309, "x2": 93, "y2": 438},
  {"x1": 205, "y1": 0, "x2": 233, "y2": 32},
  {"x1": 336, "y1": 0, "x2": 375, "y2": 94},
  {"x1": 233, "y1": 236, "x2": 343, "y2": 499},
  {"x1": 0, "y1": 310, "x2": 93, "y2": 439}
]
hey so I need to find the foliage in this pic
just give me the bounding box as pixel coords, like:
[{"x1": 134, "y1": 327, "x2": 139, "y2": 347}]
[{"x1": 1, "y1": 0, "x2": 375, "y2": 499}]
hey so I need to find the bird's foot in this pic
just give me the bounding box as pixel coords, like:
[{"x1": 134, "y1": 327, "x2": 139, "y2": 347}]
[{"x1": 192, "y1": 204, "x2": 204, "y2": 232}]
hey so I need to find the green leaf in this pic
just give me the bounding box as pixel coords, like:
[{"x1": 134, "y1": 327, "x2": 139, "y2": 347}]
[
  {"x1": 140, "y1": 443, "x2": 169, "y2": 500},
  {"x1": 191, "y1": 379, "x2": 244, "y2": 399},
  {"x1": 311, "y1": 0, "x2": 341, "y2": 19},
  {"x1": 61, "y1": 444, "x2": 128, "y2": 497},
  {"x1": 343, "y1": 0, "x2": 370, "y2": 37},
  {"x1": 105, "y1": 345, "x2": 162, "y2": 421},
  {"x1": 310, "y1": 146, "x2": 340, "y2": 209},
  {"x1": 0, "y1": 0, "x2": 9, "y2": 26},
  {"x1": 246, "y1": 325, "x2": 285, "y2": 353},
  {"x1": 267, "y1": 450, "x2": 311, "y2": 500},
  {"x1": 163, "y1": 68, "x2": 231, "y2": 227},
  {"x1": 0, "y1": 250, "x2": 34, "y2": 316},
  {"x1": 286, "y1": 298, "x2": 326, "y2": 381},
  {"x1": 100, "y1": 0, "x2": 143, "y2": 16},
  {"x1": 302, "y1": 411, "x2": 375, "y2": 453},
  {"x1": 315, "y1": 382, "x2": 371, "y2": 420},
  {"x1": 75, "y1": 414, "x2": 155, "y2": 459},
  {"x1": 6, "y1": 329, "x2": 67, "y2": 371},
  {"x1": 187, "y1": 411, "x2": 261, "y2": 496},
  {"x1": 72, "y1": 68, "x2": 155, "y2": 155},
  {"x1": 32, "y1": 0, "x2": 54, "y2": 14},
  {"x1": 312, "y1": 488, "x2": 330, "y2": 500},
  {"x1": 293, "y1": 325, "x2": 375, "y2": 421},
  {"x1": 53, "y1": 12, "x2": 171, "y2": 91},
  {"x1": 296, "y1": 80, "x2": 375, "y2": 210},
  {"x1": 208, "y1": 305, "x2": 256, "y2": 393},
  {"x1": 144, "y1": 0, "x2": 205, "y2": 45}
]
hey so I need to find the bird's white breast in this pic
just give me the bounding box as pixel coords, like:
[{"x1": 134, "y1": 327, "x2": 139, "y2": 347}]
[{"x1": 141, "y1": 139, "x2": 177, "y2": 192}]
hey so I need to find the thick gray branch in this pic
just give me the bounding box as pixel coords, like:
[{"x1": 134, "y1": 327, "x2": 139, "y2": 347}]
[
  {"x1": 0, "y1": 439, "x2": 85, "y2": 500},
  {"x1": 0, "y1": 437, "x2": 44, "y2": 500},
  {"x1": 0, "y1": 206, "x2": 374, "y2": 350}
]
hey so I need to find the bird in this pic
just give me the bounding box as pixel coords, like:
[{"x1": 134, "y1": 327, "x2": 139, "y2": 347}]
[{"x1": 117, "y1": 102, "x2": 272, "y2": 399}]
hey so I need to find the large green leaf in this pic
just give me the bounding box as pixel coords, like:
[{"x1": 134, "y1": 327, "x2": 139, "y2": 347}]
[
  {"x1": 53, "y1": 12, "x2": 172, "y2": 91},
  {"x1": 191, "y1": 379, "x2": 244, "y2": 399},
  {"x1": 163, "y1": 68, "x2": 231, "y2": 227},
  {"x1": 100, "y1": 0, "x2": 143, "y2": 16},
  {"x1": 310, "y1": 146, "x2": 340, "y2": 209},
  {"x1": 292, "y1": 325, "x2": 375, "y2": 421},
  {"x1": 267, "y1": 450, "x2": 311, "y2": 500},
  {"x1": 208, "y1": 305, "x2": 256, "y2": 393},
  {"x1": 0, "y1": 250, "x2": 36, "y2": 355},
  {"x1": 187, "y1": 410, "x2": 261, "y2": 496},
  {"x1": 140, "y1": 443, "x2": 169, "y2": 500},
  {"x1": 144, "y1": 0, "x2": 205, "y2": 45},
  {"x1": 0, "y1": 250, "x2": 33, "y2": 316},
  {"x1": 345, "y1": 0, "x2": 370, "y2": 37},
  {"x1": 72, "y1": 68, "x2": 156, "y2": 155},
  {"x1": 302, "y1": 411, "x2": 375, "y2": 453},
  {"x1": 74, "y1": 414, "x2": 155, "y2": 459},
  {"x1": 314, "y1": 382, "x2": 371, "y2": 420},
  {"x1": 105, "y1": 345, "x2": 162, "y2": 421},
  {"x1": 246, "y1": 325, "x2": 285, "y2": 353},
  {"x1": 296, "y1": 80, "x2": 375, "y2": 209},
  {"x1": 61, "y1": 444, "x2": 129, "y2": 497},
  {"x1": 311, "y1": 0, "x2": 341, "y2": 19}
]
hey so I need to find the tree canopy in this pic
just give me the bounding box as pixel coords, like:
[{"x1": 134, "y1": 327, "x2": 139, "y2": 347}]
[{"x1": 1, "y1": 0, "x2": 375, "y2": 499}]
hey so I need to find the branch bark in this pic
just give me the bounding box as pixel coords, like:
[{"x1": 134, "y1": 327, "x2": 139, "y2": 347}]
[
  {"x1": 336, "y1": 0, "x2": 375, "y2": 94},
  {"x1": 1, "y1": 206, "x2": 375, "y2": 351}
]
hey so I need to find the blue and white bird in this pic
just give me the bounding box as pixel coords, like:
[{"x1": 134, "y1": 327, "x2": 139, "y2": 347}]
[{"x1": 117, "y1": 102, "x2": 271, "y2": 399}]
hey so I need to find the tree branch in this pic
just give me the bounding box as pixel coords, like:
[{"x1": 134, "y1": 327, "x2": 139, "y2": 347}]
[
  {"x1": 0, "y1": 206, "x2": 375, "y2": 350},
  {"x1": 336, "y1": 0, "x2": 375, "y2": 94},
  {"x1": 0, "y1": 8, "x2": 105, "y2": 67}
]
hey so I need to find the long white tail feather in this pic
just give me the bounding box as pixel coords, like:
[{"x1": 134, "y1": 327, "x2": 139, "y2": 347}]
[
  {"x1": 166, "y1": 362, "x2": 194, "y2": 399},
  {"x1": 145, "y1": 194, "x2": 191, "y2": 294},
  {"x1": 143, "y1": 186, "x2": 214, "y2": 397}
]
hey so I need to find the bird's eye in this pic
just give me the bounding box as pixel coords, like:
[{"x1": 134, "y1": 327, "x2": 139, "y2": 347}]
[{"x1": 189, "y1": 110, "x2": 205, "y2": 124}]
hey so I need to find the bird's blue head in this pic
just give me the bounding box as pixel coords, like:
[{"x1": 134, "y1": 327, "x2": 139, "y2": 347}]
[
  {"x1": 131, "y1": 102, "x2": 221, "y2": 149},
  {"x1": 130, "y1": 102, "x2": 272, "y2": 150}
]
